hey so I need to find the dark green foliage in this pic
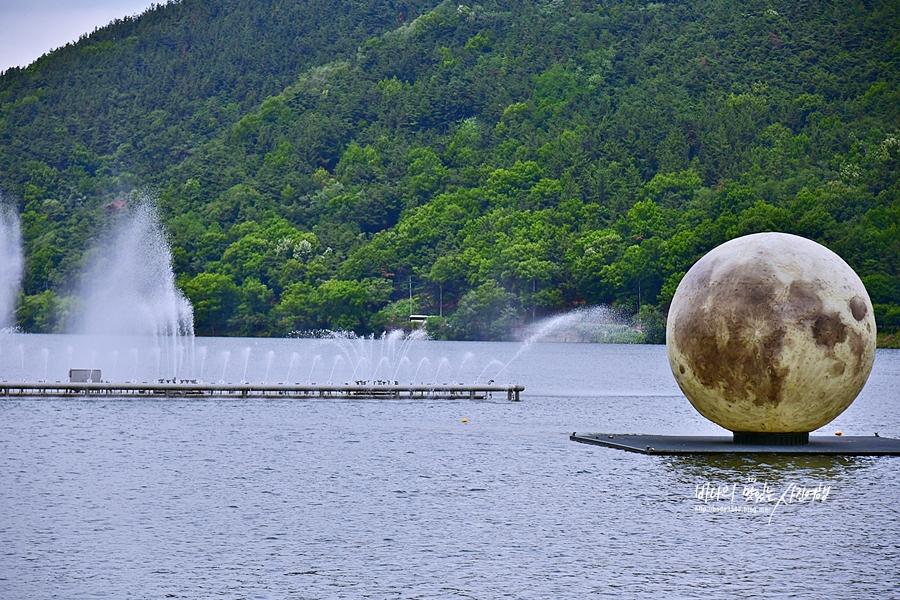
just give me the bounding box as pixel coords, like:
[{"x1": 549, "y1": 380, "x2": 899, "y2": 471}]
[
  {"x1": 637, "y1": 305, "x2": 666, "y2": 345},
  {"x1": 2, "y1": 0, "x2": 899, "y2": 338}
]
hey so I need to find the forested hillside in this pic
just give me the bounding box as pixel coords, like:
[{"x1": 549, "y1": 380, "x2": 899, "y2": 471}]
[{"x1": 1, "y1": 0, "x2": 899, "y2": 341}]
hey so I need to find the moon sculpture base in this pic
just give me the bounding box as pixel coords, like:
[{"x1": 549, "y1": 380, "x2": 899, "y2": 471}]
[
  {"x1": 732, "y1": 431, "x2": 808, "y2": 445},
  {"x1": 569, "y1": 433, "x2": 900, "y2": 455}
]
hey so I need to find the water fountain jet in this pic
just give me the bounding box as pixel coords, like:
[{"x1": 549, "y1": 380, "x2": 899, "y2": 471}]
[
  {"x1": 475, "y1": 359, "x2": 503, "y2": 385},
  {"x1": 240, "y1": 347, "x2": 252, "y2": 383},
  {"x1": 41, "y1": 348, "x2": 49, "y2": 382},
  {"x1": 431, "y1": 357, "x2": 450, "y2": 385},
  {"x1": 0, "y1": 201, "x2": 23, "y2": 330},
  {"x1": 284, "y1": 352, "x2": 300, "y2": 384},
  {"x1": 197, "y1": 346, "x2": 208, "y2": 382},
  {"x1": 306, "y1": 355, "x2": 321, "y2": 384},
  {"x1": 220, "y1": 350, "x2": 231, "y2": 383},
  {"x1": 263, "y1": 350, "x2": 275, "y2": 384},
  {"x1": 455, "y1": 352, "x2": 474, "y2": 383},
  {"x1": 412, "y1": 357, "x2": 430, "y2": 384},
  {"x1": 327, "y1": 355, "x2": 344, "y2": 384},
  {"x1": 70, "y1": 199, "x2": 194, "y2": 380}
]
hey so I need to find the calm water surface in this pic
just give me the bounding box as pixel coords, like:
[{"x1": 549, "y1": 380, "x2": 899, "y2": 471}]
[{"x1": 1, "y1": 335, "x2": 898, "y2": 598}]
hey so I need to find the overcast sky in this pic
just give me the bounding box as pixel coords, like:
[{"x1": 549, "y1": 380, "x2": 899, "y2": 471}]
[{"x1": 0, "y1": 0, "x2": 157, "y2": 73}]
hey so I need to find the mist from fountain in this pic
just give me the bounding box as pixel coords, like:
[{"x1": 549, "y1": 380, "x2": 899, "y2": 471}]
[
  {"x1": 492, "y1": 305, "x2": 635, "y2": 380},
  {"x1": 0, "y1": 200, "x2": 23, "y2": 330},
  {"x1": 70, "y1": 199, "x2": 194, "y2": 379},
  {"x1": 73, "y1": 200, "x2": 194, "y2": 338},
  {"x1": 524, "y1": 305, "x2": 638, "y2": 343}
]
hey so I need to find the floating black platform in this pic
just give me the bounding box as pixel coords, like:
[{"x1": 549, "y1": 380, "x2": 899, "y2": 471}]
[
  {"x1": 570, "y1": 433, "x2": 900, "y2": 455},
  {"x1": 0, "y1": 381, "x2": 524, "y2": 401}
]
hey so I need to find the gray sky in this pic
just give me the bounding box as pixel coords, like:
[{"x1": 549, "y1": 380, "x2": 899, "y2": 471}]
[{"x1": 0, "y1": 0, "x2": 156, "y2": 73}]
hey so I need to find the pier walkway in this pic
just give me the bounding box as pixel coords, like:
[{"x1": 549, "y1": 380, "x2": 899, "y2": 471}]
[{"x1": 0, "y1": 381, "x2": 524, "y2": 401}]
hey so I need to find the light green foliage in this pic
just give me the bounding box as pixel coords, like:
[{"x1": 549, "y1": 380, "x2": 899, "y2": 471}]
[
  {"x1": 531, "y1": 64, "x2": 578, "y2": 114},
  {"x1": 406, "y1": 148, "x2": 449, "y2": 202}
]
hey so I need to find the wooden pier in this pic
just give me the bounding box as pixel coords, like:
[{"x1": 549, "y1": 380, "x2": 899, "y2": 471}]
[{"x1": 0, "y1": 381, "x2": 524, "y2": 401}]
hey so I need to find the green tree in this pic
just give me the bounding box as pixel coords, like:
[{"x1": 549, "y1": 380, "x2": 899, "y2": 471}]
[
  {"x1": 447, "y1": 281, "x2": 522, "y2": 341},
  {"x1": 183, "y1": 273, "x2": 239, "y2": 336}
]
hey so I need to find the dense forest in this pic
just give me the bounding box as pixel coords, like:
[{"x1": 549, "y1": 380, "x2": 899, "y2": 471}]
[{"x1": 1, "y1": 0, "x2": 898, "y2": 344}]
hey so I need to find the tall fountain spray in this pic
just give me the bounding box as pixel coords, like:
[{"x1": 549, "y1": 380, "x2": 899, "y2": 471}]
[
  {"x1": 0, "y1": 200, "x2": 24, "y2": 330},
  {"x1": 71, "y1": 199, "x2": 194, "y2": 378}
]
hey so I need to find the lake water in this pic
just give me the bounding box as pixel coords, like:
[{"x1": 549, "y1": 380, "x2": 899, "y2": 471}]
[{"x1": 1, "y1": 334, "x2": 898, "y2": 598}]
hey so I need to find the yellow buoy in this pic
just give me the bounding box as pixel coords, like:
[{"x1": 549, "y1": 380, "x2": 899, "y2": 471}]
[
  {"x1": 461, "y1": 418, "x2": 468, "y2": 423},
  {"x1": 835, "y1": 430, "x2": 843, "y2": 436}
]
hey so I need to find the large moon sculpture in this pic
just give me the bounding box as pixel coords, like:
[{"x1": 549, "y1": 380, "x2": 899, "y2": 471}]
[{"x1": 666, "y1": 232, "x2": 876, "y2": 435}]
